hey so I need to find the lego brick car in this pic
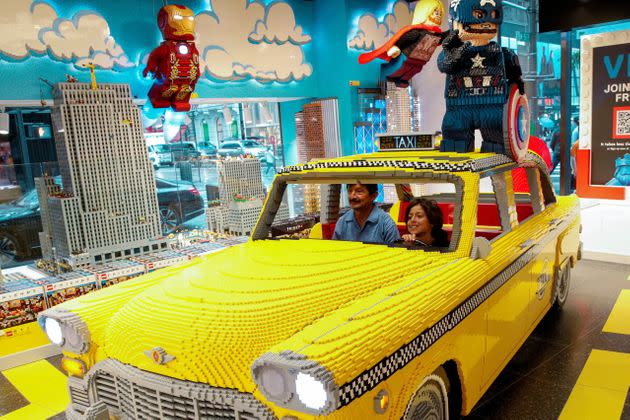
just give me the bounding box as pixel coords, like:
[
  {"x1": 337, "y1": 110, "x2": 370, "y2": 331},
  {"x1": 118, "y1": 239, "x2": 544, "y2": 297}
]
[{"x1": 39, "y1": 150, "x2": 580, "y2": 419}]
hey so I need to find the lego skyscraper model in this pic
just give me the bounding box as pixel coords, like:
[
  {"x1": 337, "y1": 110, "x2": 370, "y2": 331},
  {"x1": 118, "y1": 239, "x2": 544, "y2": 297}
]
[
  {"x1": 37, "y1": 83, "x2": 168, "y2": 267},
  {"x1": 206, "y1": 157, "x2": 266, "y2": 235}
]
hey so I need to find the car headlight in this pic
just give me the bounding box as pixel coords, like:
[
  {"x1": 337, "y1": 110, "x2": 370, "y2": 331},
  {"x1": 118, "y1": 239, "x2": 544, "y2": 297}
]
[
  {"x1": 38, "y1": 308, "x2": 91, "y2": 354},
  {"x1": 44, "y1": 317, "x2": 63, "y2": 345},
  {"x1": 251, "y1": 352, "x2": 339, "y2": 415}
]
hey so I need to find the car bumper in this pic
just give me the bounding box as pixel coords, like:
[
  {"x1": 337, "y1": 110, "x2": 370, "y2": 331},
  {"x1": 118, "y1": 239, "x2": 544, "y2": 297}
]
[
  {"x1": 157, "y1": 155, "x2": 173, "y2": 165},
  {"x1": 65, "y1": 359, "x2": 276, "y2": 419}
]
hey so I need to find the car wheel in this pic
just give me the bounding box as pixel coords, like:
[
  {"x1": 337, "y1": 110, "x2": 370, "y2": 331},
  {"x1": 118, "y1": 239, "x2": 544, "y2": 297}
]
[
  {"x1": 554, "y1": 262, "x2": 571, "y2": 309},
  {"x1": 0, "y1": 232, "x2": 22, "y2": 266},
  {"x1": 159, "y1": 205, "x2": 182, "y2": 235},
  {"x1": 403, "y1": 372, "x2": 450, "y2": 420}
]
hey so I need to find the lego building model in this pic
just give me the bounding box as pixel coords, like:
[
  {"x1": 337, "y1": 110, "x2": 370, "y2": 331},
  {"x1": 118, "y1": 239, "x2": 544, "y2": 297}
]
[
  {"x1": 36, "y1": 83, "x2": 168, "y2": 268},
  {"x1": 205, "y1": 202, "x2": 226, "y2": 233},
  {"x1": 384, "y1": 81, "x2": 425, "y2": 134},
  {"x1": 228, "y1": 196, "x2": 264, "y2": 235},
  {"x1": 295, "y1": 100, "x2": 343, "y2": 214},
  {"x1": 206, "y1": 157, "x2": 266, "y2": 235},
  {"x1": 143, "y1": 5, "x2": 200, "y2": 112}
]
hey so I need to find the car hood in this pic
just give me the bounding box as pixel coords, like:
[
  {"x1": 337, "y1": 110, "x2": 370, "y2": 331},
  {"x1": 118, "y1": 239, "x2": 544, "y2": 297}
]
[
  {"x1": 0, "y1": 204, "x2": 37, "y2": 222},
  {"x1": 72, "y1": 239, "x2": 452, "y2": 392}
]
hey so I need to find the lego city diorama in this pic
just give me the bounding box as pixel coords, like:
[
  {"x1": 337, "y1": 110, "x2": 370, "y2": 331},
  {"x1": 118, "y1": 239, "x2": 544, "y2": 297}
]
[{"x1": 0, "y1": 0, "x2": 585, "y2": 419}]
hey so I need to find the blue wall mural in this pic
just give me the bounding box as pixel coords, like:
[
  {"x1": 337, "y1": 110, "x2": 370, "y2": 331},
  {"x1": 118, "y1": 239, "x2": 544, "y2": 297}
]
[
  {"x1": 0, "y1": 0, "x2": 318, "y2": 100},
  {"x1": 1, "y1": 0, "x2": 399, "y2": 157}
]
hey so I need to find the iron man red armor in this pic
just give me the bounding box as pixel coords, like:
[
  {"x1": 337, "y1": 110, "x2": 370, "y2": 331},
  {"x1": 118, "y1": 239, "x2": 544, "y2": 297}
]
[{"x1": 143, "y1": 5, "x2": 200, "y2": 112}]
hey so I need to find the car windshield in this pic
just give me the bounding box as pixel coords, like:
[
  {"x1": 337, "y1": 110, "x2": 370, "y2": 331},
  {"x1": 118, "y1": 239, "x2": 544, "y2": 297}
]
[
  {"x1": 154, "y1": 144, "x2": 170, "y2": 153},
  {"x1": 221, "y1": 143, "x2": 240, "y2": 149},
  {"x1": 251, "y1": 176, "x2": 463, "y2": 253},
  {"x1": 243, "y1": 140, "x2": 262, "y2": 147},
  {"x1": 171, "y1": 143, "x2": 195, "y2": 150},
  {"x1": 13, "y1": 189, "x2": 39, "y2": 208}
]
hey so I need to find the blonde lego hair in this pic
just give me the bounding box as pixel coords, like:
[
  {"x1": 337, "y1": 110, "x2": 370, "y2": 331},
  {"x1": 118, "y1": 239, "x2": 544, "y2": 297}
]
[{"x1": 412, "y1": 0, "x2": 445, "y2": 25}]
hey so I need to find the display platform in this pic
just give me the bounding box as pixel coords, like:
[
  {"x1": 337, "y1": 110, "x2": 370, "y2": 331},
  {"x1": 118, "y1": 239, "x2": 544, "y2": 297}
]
[{"x1": 0, "y1": 322, "x2": 58, "y2": 371}]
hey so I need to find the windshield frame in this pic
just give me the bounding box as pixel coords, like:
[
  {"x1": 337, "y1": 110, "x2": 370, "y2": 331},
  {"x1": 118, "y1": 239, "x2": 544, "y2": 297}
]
[{"x1": 251, "y1": 170, "x2": 474, "y2": 256}]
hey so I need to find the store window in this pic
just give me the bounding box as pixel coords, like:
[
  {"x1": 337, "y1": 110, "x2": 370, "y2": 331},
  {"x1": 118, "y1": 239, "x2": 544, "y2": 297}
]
[
  {"x1": 141, "y1": 101, "x2": 284, "y2": 235},
  {"x1": 0, "y1": 101, "x2": 286, "y2": 269}
]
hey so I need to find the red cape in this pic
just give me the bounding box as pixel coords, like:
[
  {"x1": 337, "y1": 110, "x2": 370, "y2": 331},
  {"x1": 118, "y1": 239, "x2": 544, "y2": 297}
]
[{"x1": 358, "y1": 24, "x2": 442, "y2": 65}]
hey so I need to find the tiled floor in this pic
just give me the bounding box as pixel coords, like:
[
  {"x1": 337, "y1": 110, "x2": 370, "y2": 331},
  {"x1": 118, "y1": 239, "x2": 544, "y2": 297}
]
[{"x1": 0, "y1": 259, "x2": 628, "y2": 419}]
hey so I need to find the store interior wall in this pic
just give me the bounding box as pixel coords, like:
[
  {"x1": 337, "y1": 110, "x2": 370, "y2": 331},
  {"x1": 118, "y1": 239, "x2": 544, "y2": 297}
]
[{"x1": 0, "y1": 0, "x2": 399, "y2": 160}]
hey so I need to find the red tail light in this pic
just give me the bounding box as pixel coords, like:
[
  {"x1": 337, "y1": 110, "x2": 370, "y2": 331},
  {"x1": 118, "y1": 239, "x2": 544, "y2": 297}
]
[{"x1": 189, "y1": 188, "x2": 200, "y2": 196}]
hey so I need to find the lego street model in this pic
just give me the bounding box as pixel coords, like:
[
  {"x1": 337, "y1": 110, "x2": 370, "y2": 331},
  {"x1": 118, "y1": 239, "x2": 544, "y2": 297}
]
[{"x1": 38, "y1": 146, "x2": 580, "y2": 419}]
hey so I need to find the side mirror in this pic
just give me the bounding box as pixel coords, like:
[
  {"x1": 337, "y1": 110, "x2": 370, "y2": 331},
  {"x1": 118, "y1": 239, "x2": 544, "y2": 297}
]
[{"x1": 471, "y1": 236, "x2": 492, "y2": 260}]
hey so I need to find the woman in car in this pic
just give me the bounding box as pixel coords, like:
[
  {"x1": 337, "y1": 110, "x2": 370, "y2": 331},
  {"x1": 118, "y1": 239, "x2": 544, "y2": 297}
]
[{"x1": 401, "y1": 197, "x2": 449, "y2": 247}]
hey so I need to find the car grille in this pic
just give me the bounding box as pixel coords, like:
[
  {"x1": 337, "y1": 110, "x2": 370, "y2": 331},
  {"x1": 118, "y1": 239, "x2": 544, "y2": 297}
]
[{"x1": 84, "y1": 359, "x2": 276, "y2": 420}]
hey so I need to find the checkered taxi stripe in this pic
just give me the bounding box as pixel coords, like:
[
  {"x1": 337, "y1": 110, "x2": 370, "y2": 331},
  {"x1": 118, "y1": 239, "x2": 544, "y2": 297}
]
[
  {"x1": 337, "y1": 209, "x2": 579, "y2": 407},
  {"x1": 338, "y1": 247, "x2": 537, "y2": 406},
  {"x1": 279, "y1": 154, "x2": 514, "y2": 175}
]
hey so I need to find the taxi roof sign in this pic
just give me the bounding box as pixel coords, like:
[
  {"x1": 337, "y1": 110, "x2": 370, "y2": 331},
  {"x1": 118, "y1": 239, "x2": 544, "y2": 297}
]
[{"x1": 377, "y1": 133, "x2": 436, "y2": 151}]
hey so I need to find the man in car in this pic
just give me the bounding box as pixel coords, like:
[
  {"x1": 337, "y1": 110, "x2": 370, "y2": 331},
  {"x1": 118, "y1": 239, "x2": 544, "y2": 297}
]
[{"x1": 333, "y1": 182, "x2": 400, "y2": 244}]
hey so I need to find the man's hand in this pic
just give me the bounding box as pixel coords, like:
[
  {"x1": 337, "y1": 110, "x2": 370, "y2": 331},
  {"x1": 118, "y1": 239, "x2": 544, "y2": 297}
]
[{"x1": 387, "y1": 46, "x2": 401, "y2": 58}]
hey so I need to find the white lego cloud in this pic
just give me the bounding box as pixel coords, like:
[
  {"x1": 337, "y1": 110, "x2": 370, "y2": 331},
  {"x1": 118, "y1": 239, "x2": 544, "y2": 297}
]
[
  {"x1": 348, "y1": 1, "x2": 413, "y2": 51},
  {"x1": 76, "y1": 52, "x2": 134, "y2": 70},
  {"x1": 0, "y1": 0, "x2": 132, "y2": 70},
  {"x1": 41, "y1": 12, "x2": 134, "y2": 70},
  {"x1": 249, "y1": 2, "x2": 311, "y2": 45},
  {"x1": 0, "y1": 0, "x2": 57, "y2": 59},
  {"x1": 195, "y1": 0, "x2": 312, "y2": 83}
]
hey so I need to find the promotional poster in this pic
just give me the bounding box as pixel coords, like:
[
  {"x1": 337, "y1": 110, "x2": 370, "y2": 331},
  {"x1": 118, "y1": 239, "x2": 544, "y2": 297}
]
[{"x1": 591, "y1": 42, "x2": 630, "y2": 186}]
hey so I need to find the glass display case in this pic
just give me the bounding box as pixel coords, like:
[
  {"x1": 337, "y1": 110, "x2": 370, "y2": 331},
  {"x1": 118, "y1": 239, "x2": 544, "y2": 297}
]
[{"x1": 0, "y1": 101, "x2": 286, "y2": 269}]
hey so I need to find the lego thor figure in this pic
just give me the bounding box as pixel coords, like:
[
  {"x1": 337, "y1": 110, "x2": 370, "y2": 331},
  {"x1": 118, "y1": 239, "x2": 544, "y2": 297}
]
[
  {"x1": 143, "y1": 5, "x2": 200, "y2": 112},
  {"x1": 439, "y1": 0, "x2": 527, "y2": 156},
  {"x1": 359, "y1": 0, "x2": 446, "y2": 88}
]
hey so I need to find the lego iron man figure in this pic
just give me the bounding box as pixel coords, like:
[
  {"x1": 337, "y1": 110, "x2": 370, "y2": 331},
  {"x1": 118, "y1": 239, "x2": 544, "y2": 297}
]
[{"x1": 143, "y1": 5, "x2": 200, "y2": 112}]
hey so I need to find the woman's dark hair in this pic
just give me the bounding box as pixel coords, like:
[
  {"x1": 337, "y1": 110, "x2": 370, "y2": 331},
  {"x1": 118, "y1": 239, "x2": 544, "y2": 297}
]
[{"x1": 404, "y1": 197, "x2": 448, "y2": 245}]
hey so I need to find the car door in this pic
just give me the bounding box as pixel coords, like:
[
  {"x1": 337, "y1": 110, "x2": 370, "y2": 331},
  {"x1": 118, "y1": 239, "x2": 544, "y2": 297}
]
[
  {"x1": 478, "y1": 171, "x2": 533, "y2": 389},
  {"x1": 522, "y1": 167, "x2": 557, "y2": 328}
]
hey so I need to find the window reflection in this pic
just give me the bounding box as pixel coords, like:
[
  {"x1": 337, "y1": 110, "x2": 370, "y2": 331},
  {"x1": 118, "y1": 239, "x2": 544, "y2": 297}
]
[{"x1": 142, "y1": 101, "x2": 284, "y2": 235}]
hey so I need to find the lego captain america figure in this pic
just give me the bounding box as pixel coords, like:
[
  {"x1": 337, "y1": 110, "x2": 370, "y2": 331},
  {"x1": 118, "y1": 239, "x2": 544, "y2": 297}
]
[{"x1": 439, "y1": 0, "x2": 525, "y2": 155}]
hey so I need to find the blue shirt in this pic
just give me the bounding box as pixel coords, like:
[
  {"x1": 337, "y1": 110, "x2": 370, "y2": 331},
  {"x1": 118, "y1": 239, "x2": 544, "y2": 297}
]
[{"x1": 333, "y1": 205, "x2": 400, "y2": 244}]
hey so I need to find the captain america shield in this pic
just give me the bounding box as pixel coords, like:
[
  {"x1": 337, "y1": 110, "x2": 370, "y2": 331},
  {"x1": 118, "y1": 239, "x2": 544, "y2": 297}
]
[{"x1": 503, "y1": 84, "x2": 530, "y2": 163}]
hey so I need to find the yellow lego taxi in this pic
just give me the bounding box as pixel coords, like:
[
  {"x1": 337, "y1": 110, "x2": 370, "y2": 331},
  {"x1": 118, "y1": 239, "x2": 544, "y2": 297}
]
[{"x1": 39, "y1": 148, "x2": 581, "y2": 419}]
